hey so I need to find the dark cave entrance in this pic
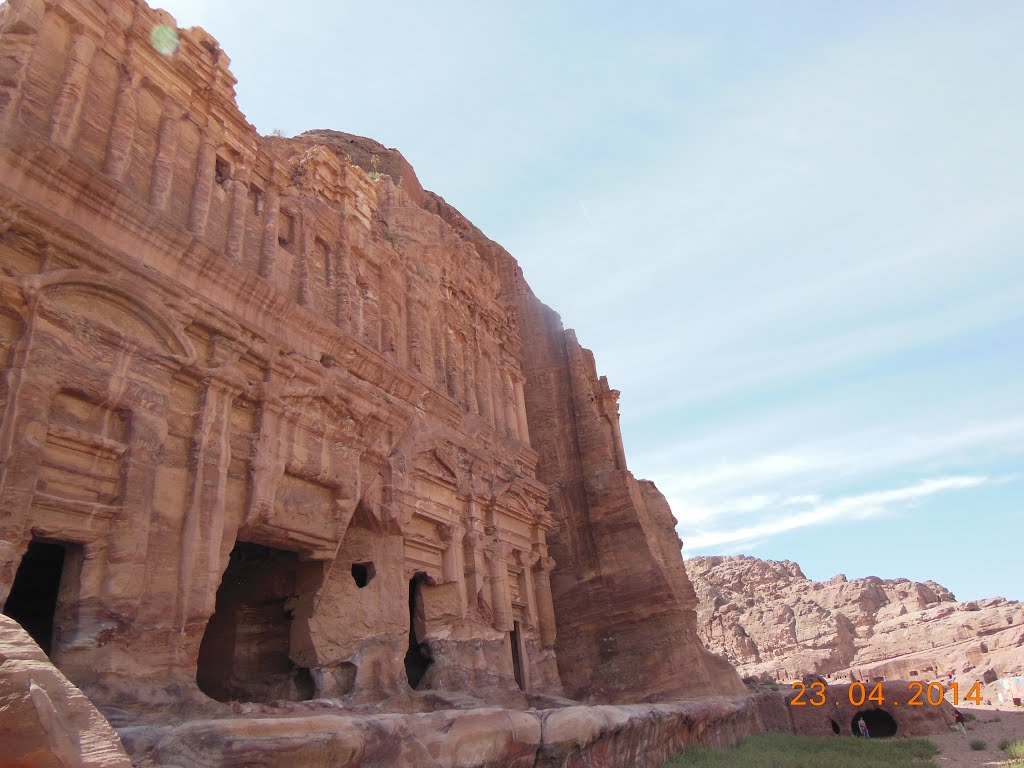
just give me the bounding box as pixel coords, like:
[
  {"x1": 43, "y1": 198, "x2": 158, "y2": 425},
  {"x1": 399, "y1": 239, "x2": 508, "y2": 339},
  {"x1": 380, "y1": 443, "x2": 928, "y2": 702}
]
[
  {"x1": 3, "y1": 540, "x2": 80, "y2": 657},
  {"x1": 510, "y1": 620, "x2": 525, "y2": 690},
  {"x1": 851, "y1": 709, "x2": 898, "y2": 738},
  {"x1": 404, "y1": 573, "x2": 432, "y2": 689},
  {"x1": 196, "y1": 541, "x2": 313, "y2": 703},
  {"x1": 830, "y1": 719, "x2": 841, "y2": 735}
]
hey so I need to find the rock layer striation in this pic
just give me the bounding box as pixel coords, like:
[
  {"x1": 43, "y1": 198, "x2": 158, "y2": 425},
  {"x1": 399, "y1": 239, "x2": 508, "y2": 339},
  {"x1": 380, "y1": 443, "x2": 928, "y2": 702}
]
[{"x1": 690, "y1": 555, "x2": 1024, "y2": 688}]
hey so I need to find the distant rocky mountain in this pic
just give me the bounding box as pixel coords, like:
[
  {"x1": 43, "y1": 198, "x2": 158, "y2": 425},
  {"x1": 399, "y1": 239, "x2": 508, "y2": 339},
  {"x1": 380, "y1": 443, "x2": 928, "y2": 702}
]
[{"x1": 688, "y1": 555, "x2": 1024, "y2": 689}]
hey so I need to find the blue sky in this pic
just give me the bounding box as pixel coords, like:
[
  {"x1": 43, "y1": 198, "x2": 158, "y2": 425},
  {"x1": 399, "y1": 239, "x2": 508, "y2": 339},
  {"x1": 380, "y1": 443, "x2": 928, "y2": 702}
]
[{"x1": 157, "y1": 1, "x2": 1022, "y2": 601}]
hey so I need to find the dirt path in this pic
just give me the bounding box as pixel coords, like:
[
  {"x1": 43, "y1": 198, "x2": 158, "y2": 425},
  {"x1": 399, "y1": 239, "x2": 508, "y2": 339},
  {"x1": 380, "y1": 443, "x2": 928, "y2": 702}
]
[{"x1": 929, "y1": 706, "x2": 1024, "y2": 767}]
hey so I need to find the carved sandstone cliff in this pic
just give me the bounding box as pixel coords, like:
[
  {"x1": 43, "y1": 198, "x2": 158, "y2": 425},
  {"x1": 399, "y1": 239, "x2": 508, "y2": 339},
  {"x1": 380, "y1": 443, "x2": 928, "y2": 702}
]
[
  {"x1": 0, "y1": 0, "x2": 741, "y2": 740},
  {"x1": 690, "y1": 555, "x2": 1024, "y2": 689}
]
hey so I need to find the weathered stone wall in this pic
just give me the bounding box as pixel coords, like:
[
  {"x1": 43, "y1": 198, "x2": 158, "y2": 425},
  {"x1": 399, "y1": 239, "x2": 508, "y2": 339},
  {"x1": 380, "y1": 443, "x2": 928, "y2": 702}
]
[
  {"x1": 421, "y1": 193, "x2": 746, "y2": 702},
  {"x1": 0, "y1": 0, "x2": 741, "y2": 719},
  {"x1": 0, "y1": 0, "x2": 560, "y2": 710}
]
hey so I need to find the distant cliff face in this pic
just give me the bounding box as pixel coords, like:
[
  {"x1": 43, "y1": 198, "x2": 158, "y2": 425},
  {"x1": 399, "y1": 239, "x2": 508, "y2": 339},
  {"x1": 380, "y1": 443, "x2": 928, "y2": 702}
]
[{"x1": 689, "y1": 555, "x2": 1024, "y2": 687}]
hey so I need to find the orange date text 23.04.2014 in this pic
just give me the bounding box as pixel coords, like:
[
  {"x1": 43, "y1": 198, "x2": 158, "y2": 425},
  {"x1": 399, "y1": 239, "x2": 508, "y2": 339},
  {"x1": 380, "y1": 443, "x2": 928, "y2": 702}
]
[{"x1": 789, "y1": 681, "x2": 984, "y2": 707}]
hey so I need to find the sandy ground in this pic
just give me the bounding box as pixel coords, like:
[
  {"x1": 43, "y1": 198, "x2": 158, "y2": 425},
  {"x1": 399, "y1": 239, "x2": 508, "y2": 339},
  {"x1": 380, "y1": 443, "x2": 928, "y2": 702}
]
[{"x1": 929, "y1": 705, "x2": 1024, "y2": 767}]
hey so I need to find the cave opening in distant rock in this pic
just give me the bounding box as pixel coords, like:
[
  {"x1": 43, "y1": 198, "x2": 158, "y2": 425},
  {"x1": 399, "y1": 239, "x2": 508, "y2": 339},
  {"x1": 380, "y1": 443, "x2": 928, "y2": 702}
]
[
  {"x1": 3, "y1": 539, "x2": 81, "y2": 657},
  {"x1": 851, "y1": 709, "x2": 898, "y2": 738},
  {"x1": 196, "y1": 541, "x2": 313, "y2": 703},
  {"x1": 830, "y1": 719, "x2": 841, "y2": 735},
  {"x1": 404, "y1": 573, "x2": 432, "y2": 689}
]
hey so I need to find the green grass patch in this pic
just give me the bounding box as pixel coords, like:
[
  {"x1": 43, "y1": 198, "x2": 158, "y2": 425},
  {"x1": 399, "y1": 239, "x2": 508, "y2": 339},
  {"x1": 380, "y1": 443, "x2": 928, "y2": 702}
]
[
  {"x1": 1003, "y1": 740, "x2": 1024, "y2": 759},
  {"x1": 663, "y1": 732, "x2": 938, "y2": 768}
]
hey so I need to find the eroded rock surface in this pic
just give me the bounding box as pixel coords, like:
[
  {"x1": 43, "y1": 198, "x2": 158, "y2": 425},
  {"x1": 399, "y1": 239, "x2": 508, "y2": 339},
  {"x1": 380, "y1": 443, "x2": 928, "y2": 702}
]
[
  {"x1": 691, "y1": 555, "x2": 1024, "y2": 687},
  {"x1": 0, "y1": 615, "x2": 131, "y2": 768},
  {"x1": 0, "y1": 0, "x2": 740, "y2": 750}
]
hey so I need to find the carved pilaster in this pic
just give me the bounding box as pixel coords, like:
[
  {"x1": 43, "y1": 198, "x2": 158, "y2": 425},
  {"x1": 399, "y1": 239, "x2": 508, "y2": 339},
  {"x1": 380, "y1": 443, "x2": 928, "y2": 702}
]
[
  {"x1": 445, "y1": 326, "x2": 459, "y2": 402},
  {"x1": 490, "y1": 356, "x2": 506, "y2": 436},
  {"x1": 105, "y1": 69, "x2": 140, "y2": 180},
  {"x1": 438, "y1": 522, "x2": 467, "y2": 618},
  {"x1": 486, "y1": 539, "x2": 513, "y2": 632},
  {"x1": 188, "y1": 120, "x2": 218, "y2": 236},
  {"x1": 50, "y1": 28, "x2": 97, "y2": 149},
  {"x1": 176, "y1": 381, "x2": 238, "y2": 630},
  {"x1": 514, "y1": 376, "x2": 530, "y2": 445},
  {"x1": 533, "y1": 555, "x2": 557, "y2": 649},
  {"x1": 336, "y1": 245, "x2": 353, "y2": 331},
  {"x1": 503, "y1": 370, "x2": 519, "y2": 440},
  {"x1": 406, "y1": 284, "x2": 422, "y2": 374},
  {"x1": 474, "y1": 330, "x2": 491, "y2": 423},
  {"x1": 517, "y1": 548, "x2": 539, "y2": 628},
  {"x1": 258, "y1": 189, "x2": 280, "y2": 279},
  {"x1": 149, "y1": 98, "x2": 181, "y2": 210},
  {"x1": 224, "y1": 166, "x2": 250, "y2": 265}
]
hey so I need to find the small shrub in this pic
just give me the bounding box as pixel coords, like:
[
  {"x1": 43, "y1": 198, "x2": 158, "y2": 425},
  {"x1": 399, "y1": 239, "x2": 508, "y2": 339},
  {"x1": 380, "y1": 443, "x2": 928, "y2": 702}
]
[
  {"x1": 964, "y1": 712, "x2": 978, "y2": 722},
  {"x1": 1004, "y1": 740, "x2": 1024, "y2": 759},
  {"x1": 969, "y1": 739, "x2": 987, "y2": 751}
]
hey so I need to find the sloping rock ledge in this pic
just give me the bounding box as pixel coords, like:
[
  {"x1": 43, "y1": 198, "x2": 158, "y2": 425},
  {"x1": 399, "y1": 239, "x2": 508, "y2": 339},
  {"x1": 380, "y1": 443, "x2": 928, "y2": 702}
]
[{"x1": 122, "y1": 698, "x2": 759, "y2": 768}]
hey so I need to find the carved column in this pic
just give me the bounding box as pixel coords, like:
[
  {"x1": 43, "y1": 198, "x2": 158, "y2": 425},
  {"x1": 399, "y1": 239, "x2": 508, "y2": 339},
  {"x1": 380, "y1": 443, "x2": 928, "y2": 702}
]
[
  {"x1": 175, "y1": 381, "x2": 236, "y2": 630},
  {"x1": 188, "y1": 120, "x2": 218, "y2": 236},
  {"x1": 473, "y1": 331, "x2": 491, "y2": 423},
  {"x1": 445, "y1": 326, "x2": 459, "y2": 402},
  {"x1": 462, "y1": 495, "x2": 487, "y2": 610},
  {"x1": 517, "y1": 549, "x2": 539, "y2": 629},
  {"x1": 336, "y1": 245, "x2": 354, "y2": 331},
  {"x1": 486, "y1": 539, "x2": 513, "y2": 632},
  {"x1": 533, "y1": 555, "x2": 557, "y2": 649},
  {"x1": 0, "y1": 0, "x2": 46, "y2": 134},
  {"x1": 224, "y1": 165, "x2": 250, "y2": 265},
  {"x1": 490, "y1": 357, "x2": 506, "y2": 435},
  {"x1": 258, "y1": 189, "x2": 280, "y2": 279},
  {"x1": 104, "y1": 69, "x2": 140, "y2": 180},
  {"x1": 149, "y1": 98, "x2": 181, "y2": 211},
  {"x1": 503, "y1": 371, "x2": 519, "y2": 440},
  {"x1": 50, "y1": 28, "x2": 97, "y2": 149},
  {"x1": 439, "y1": 522, "x2": 466, "y2": 618},
  {"x1": 514, "y1": 376, "x2": 530, "y2": 445},
  {"x1": 463, "y1": 333, "x2": 478, "y2": 414},
  {"x1": 295, "y1": 208, "x2": 312, "y2": 305},
  {"x1": 406, "y1": 284, "x2": 422, "y2": 374}
]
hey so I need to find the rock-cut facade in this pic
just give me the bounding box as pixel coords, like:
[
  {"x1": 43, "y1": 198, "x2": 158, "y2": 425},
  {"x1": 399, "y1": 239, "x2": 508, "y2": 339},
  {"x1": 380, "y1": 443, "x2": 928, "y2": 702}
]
[{"x1": 0, "y1": 0, "x2": 743, "y2": 713}]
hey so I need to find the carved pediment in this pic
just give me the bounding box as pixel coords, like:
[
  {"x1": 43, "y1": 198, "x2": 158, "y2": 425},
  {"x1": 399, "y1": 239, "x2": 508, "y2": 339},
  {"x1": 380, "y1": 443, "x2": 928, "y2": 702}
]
[
  {"x1": 415, "y1": 447, "x2": 461, "y2": 488},
  {"x1": 30, "y1": 272, "x2": 192, "y2": 361}
]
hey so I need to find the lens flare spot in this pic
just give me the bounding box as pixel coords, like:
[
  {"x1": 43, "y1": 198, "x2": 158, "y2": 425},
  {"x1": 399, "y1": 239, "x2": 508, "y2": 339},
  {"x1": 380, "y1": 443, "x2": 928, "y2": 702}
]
[{"x1": 151, "y1": 24, "x2": 179, "y2": 56}]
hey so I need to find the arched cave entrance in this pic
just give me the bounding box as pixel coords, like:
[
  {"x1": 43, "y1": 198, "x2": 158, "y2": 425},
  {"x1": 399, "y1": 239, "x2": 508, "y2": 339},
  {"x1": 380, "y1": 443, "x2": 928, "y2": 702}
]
[
  {"x1": 851, "y1": 709, "x2": 898, "y2": 738},
  {"x1": 830, "y1": 719, "x2": 841, "y2": 735},
  {"x1": 196, "y1": 541, "x2": 313, "y2": 703},
  {"x1": 404, "y1": 573, "x2": 432, "y2": 689},
  {"x1": 3, "y1": 540, "x2": 81, "y2": 657}
]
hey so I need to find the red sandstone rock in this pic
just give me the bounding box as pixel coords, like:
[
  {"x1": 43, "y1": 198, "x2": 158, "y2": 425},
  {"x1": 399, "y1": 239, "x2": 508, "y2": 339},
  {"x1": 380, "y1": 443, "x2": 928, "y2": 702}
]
[
  {"x1": 690, "y1": 555, "x2": 1024, "y2": 690},
  {"x1": 0, "y1": 615, "x2": 132, "y2": 767},
  {"x1": 0, "y1": 3, "x2": 741, "y2": 765}
]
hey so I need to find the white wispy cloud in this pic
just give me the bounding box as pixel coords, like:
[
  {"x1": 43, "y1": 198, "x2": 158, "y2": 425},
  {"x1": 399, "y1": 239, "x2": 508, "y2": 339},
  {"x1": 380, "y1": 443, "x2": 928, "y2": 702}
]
[{"x1": 681, "y1": 475, "x2": 991, "y2": 551}]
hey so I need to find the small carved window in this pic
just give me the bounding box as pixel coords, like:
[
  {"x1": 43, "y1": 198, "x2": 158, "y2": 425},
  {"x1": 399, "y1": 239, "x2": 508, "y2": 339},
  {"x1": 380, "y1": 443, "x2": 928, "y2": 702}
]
[
  {"x1": 248, "y1": 184, "x2": 264, "y2": 215},
  {"x1": 351, "y1": 562, "x2": 375, "y2": 588},
  {"x1": 214, "y1": 155, "x2": 231, "y2": 187},
  {"x1": 278, "y1": 211, "x2": 295, "y2": 246}
]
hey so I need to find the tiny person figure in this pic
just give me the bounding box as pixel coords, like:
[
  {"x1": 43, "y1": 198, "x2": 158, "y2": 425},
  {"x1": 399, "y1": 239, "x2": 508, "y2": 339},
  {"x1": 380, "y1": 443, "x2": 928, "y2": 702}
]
[
  {"x1": 857, "y1": 716, "x2": 870, "y2": 738},
  {"x1": 953, "y1": 708, "x2": 967, "y2": 736}
]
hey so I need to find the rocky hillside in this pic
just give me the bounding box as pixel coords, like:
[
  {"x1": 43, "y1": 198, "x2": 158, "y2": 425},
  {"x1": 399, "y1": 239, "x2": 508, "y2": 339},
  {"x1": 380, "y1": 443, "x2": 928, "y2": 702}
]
[{"x1": 689, "y1": 555, "x2": 1024, "y2": 688}]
